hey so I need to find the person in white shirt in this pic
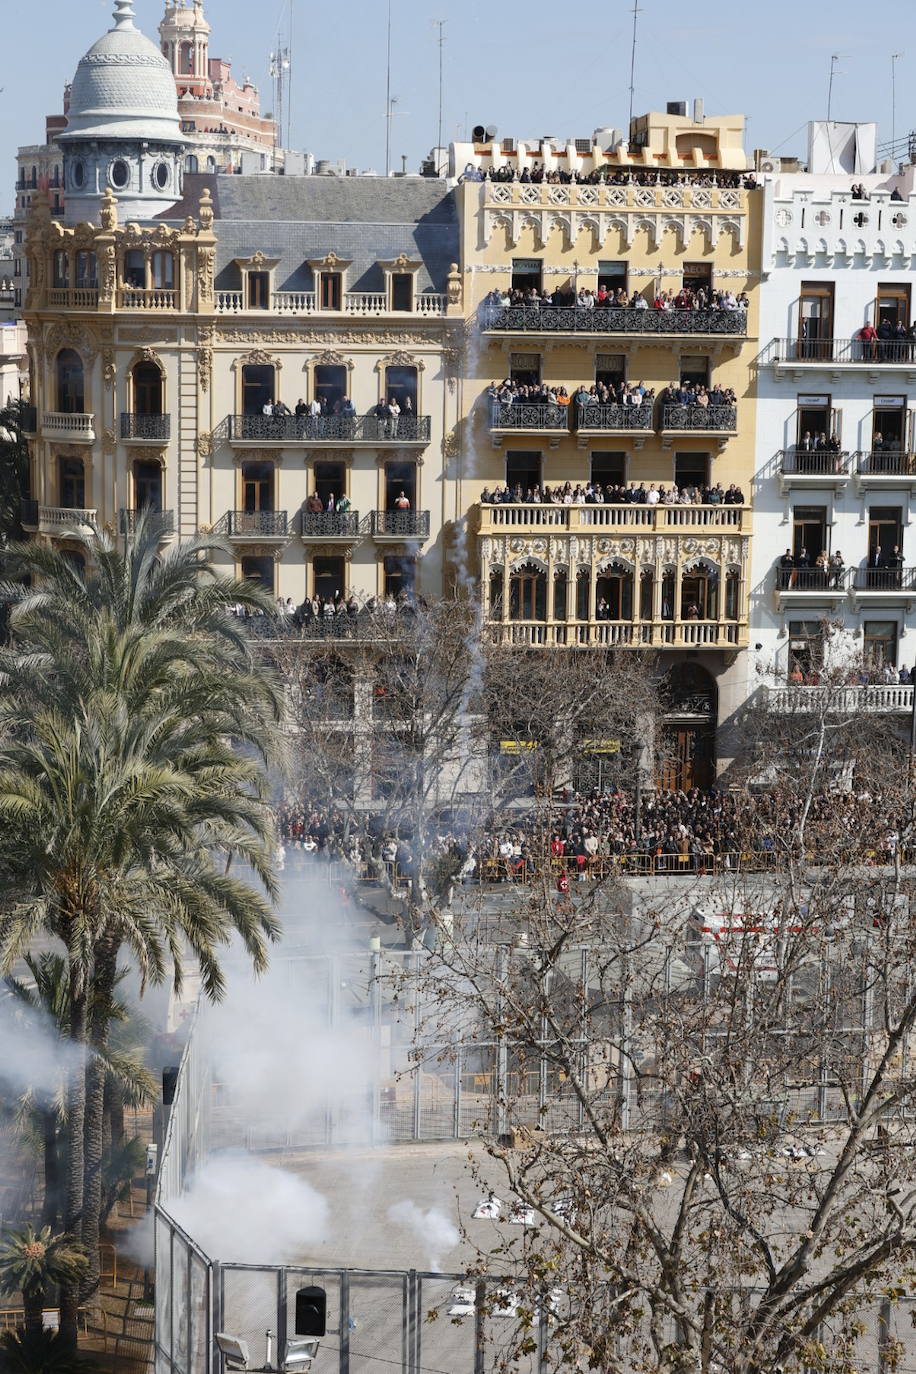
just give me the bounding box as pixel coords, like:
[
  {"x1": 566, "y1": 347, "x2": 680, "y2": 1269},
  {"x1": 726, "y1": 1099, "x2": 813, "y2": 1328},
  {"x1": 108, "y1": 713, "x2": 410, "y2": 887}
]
[{"x1": 645, "y1": 484, "x2": 660, "y2": 506}]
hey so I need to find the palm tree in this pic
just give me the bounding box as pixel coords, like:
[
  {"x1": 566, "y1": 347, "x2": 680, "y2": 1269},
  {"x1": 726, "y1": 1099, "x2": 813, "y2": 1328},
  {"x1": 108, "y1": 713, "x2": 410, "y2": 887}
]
[
  {"x1": 4, "y1": 953, "x2": 156, "y2": 1231},
  {"x1": 0, "y1": 513, "x2": 286, "y2": 1345},
  {"x1": 0, "y1": 1225, "x2": 87, "y2": 1339}
]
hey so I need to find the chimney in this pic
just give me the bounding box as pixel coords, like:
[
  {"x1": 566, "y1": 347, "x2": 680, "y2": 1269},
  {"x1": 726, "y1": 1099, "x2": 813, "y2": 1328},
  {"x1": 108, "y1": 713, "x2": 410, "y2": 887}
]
[{"x1": 693, "y1": 98, "x2": 705, "y2": 124}]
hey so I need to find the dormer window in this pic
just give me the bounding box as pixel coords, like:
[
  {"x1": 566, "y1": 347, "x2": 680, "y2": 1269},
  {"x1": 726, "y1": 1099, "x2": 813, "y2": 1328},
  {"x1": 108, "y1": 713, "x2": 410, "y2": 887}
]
[
  {"x1": 234, "y1": 252, "x2": 280, "y2": 312},
  {"x1": 308, "y1": 253, "x2": 353, "y2": 313},
  {"x1": 380, "y1": 253, "x2": 422, "y2": 312},
  {"x1": 320, "y1": 273, "x2": 342, "y2": 311}
]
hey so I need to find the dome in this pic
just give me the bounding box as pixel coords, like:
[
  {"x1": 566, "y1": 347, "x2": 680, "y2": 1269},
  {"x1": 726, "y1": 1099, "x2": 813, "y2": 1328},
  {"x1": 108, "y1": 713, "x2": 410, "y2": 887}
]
[{"x1": 60, "y1": 0, "x2": 184, "y2": 146}]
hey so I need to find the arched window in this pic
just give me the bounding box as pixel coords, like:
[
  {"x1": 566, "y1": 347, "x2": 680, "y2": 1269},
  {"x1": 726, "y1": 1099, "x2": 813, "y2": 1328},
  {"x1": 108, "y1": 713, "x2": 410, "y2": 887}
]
[
  {"x1": 509, "y1": 562, "x2": 546, "y2": 621},
  {"x1": 241, "y1": 364, "x2": 275, "y2": 415},
  {"x1": 132, "y1": 361, "x2": 163, "y2": 416},
  {"x1": 639, "y1": 568, "x2": 654, "y2": 620},
  {"x1": 53, "y1": 251, "x2": 69, "y2": 289},
  {"x1": 151, "y1": 252, "x2": 174, "y2": 290},
  {"x1": 661, "y1": 569, "x2": 676, "y2": 621},
  {"x1": 75, "y1": 252, "x2": 97, "y2": 290},
  {"x1": 596, "y1": 562, "x2": 634, "y2": 620},
  {"x1": 488, "y1": 568, "x2": 504, "y2": 618},
  {"x1": 56, "y1": 349, "x2": 84, "y2": 413},
  {"x1": 58, "y1": 456, "x2": 85, "y2": 509},
  {"x1": 185, "y1": 154, "x2": 199, "y2": 174},
  {"x1": 553, "y1": 568, "x2": 568, "y2": 620},
  {"x1": 725, "y1": 568, "x2": 740, "y2": 620},
  {"x1": 576, "y1": 568, "x2": 591, "y2": 621},
  {"x1": 385, "y1": 364, "x2": 417, "y2": 412},
  {"x1": 180, "y1": 41, "x2": 194, "y2": 74},
  {"x1": 124, "y1": 249, "x2": 145, "y2": 289},
  {"x1": 681, "y1": 564, "x2": 719, "y2": 620}
]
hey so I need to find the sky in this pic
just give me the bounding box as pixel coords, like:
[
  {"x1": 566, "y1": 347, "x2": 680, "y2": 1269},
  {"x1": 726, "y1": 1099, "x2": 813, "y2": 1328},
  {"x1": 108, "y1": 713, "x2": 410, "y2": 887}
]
[{"x1": 1, "y1": 0, "x2": 914, "y2": 208}]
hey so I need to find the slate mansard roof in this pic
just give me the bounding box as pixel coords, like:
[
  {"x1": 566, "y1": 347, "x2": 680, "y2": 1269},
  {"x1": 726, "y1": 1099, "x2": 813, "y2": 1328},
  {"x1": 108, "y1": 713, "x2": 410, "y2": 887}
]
[{"x1": 162, "y1": 173, "x2": 460, "y2": 296}]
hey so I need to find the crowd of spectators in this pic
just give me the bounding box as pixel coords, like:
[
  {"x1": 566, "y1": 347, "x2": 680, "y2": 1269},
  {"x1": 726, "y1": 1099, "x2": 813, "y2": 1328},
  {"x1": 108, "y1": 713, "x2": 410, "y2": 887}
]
[
  {"x1": 658, "y1": 380, "x2": 737, "y2": 411},
  {"x1": 855, "y1": 320, "x2": 916, "y2": 362},
  {"x1": 480, "y1": 479, "x2": 745, "y2": 506},
  {"x1": 462, "y1": 164, "x2": 757, "y2": 190},
  {"x1": 275, "y1": 784, "x2": 908, "y2": 880},
  {"x1": 482, "y1": 285, "x2": 748, "y2": 313},
  {"x1": 788, "y1": 660, "x2": 914, "y2": 687}
]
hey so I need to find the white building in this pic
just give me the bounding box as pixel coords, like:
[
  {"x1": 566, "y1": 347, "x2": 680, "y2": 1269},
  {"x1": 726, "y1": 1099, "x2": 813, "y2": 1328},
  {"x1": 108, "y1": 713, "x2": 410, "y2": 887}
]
[{"x1": 751, "y1": 122, "x2": 916, "y2": 693}]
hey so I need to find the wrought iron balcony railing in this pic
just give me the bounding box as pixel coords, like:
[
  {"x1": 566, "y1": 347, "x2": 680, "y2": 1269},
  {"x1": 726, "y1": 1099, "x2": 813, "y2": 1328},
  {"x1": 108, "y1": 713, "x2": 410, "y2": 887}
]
[
  {"x1": 214, "y1": 510, "x2": 289, "y2": 537},
  {"x1": 228, "y1": 414, "x2": 431, "y2": 443},
  {"x1": 575, "y1": 403, "x2": 653, "y2": 430},
  {"x1": 480, "y1": 304, "x2": 747, "y2": 335},
  {"x1": 769, "y1": 337, "x2": 916, "y2": 365},
  {"x1": 297, "y1": 510, "x2": 361, "y2": 538},
  {"x1": 855, "y1": 450, "x2": 916, "y2": 476},
  {"x1": 661, "y1": 404, "x2": 737, "y2": 431},
  {"x1": 120, "y1": 413, "x2": 171, "y2": 441},
  {"x1": 489, "y1": 402, "x2": 569, "y2": 431},
  {"x1": 852, "y1": 567, "x2": 916, "y2": 592},
  {"x1": 776, "y1": 568, "x2": 851, "y2": 591},
  {"x1": 778, "y1": 449, "x2": 849, "y2": 476},
  {"x1": 370, "y1": 510, "x2": 430, "y2": 539},
  {"x1": 118, "y1": 508, "x2": 175, "y2": 535}
]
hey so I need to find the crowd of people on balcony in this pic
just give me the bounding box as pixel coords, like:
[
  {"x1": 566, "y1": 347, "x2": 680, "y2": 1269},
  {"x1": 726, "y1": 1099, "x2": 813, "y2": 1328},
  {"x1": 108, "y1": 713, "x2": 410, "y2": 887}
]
[
  {"x1": 487, "y1": 377, "x2": 657, "y2": 416},
  {"x1": 461, "y1": 163, "x2": 757, "y2": 190},
  {"x1": 778, "y1": 548, "x2": 847, "y2": 589},
  {"x1": 480, "y1": 479, "x2": 745, "y2": 506},
  {"x1": 482, "y1": 285, "x2": 748, "y2": 313},
  {"x1": 788, "y1": 659, "x2": 912, "y2": 687},
  {"x1": 855, "y1": 319, "x2": 916, "y2": 361},
  {"x1": 658, "y1": 380, "x2": 737, "y2": 412}
]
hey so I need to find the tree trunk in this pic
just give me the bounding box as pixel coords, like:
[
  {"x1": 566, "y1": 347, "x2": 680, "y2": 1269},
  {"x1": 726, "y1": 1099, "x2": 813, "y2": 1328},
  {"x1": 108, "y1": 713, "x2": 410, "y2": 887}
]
[
  {"x1": 40, "y1": 1105, "x2": 61, "y2": 1230},
  {"x1": 80, "y1": 937, "x2": 119, "y2": 1305},
  {"x1": 59, "y1": 970, "x2": 87, "y2": 1352},
  {"x1": 22, "y1": 1287, "x2": 45, "y2": 1341}
]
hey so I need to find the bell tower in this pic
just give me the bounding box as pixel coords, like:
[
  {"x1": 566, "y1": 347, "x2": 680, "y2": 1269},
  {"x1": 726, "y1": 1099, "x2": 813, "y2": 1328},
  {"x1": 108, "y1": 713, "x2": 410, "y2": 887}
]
[{"x1": 160, "y1": 0, "x2": 212, "y2": 97}]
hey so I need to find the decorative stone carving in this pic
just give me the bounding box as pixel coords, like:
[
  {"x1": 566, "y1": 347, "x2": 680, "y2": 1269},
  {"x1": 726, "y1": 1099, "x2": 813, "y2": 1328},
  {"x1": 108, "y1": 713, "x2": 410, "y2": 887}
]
[
  {"x1": 197, "y1": 432, "x2": 213, "y2": 458},
  {"x1": 102, "y1": 349, "x2": 116, "y2": 390},
  {"x1": 309, "y1": 349, "x2": 351, "y2": 368},
  {"x1": 45, "y1": 322, "x2": 99, "y2": 365},
  {"x1": 376, "y1": 351, "x2": 425, "y2": 371}
]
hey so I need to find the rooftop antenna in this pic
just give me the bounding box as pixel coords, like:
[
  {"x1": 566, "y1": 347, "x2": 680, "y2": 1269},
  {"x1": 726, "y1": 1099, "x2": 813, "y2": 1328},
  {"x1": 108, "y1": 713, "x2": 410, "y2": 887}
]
[
  {"x1": 435, "y1": 19, "x2": 446, "y2": 174},
  {"x1": 892, "y1": 53, "x2": 903, "y2": 162},
  {"x1": 385, "y1": 0, "x2": 393, "y2": 175},
  {"x1": 826, "y1": 54, "x2": 845, "y2": 125},
  {"x1": 627, "y1": 1, "x2": 642, "y2": 130},
  {"x1": 287, "y1": 0, "x2": 294, "y2": 152}
]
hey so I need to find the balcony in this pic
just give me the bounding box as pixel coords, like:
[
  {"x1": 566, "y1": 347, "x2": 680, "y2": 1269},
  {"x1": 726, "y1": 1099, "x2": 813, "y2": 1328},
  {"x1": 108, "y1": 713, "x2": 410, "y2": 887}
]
[
  {"x1": 41, "y1": 412, "x2": 95, "y2": 443},
  {"x1": 764, "y1": 684, "x2": 914, "y2": 715},
  {"x1": 214, "y1": 511, "x2": 289, "y2": 540},
  {"x1": 118, "y1": 508, "x2": 175, "y2": 536},
  {"x1": 765, "y1": 337, "x2": 916, "y2": 376},
  {"x1": 775, "y1": 567, "x2": 850, "y2": 606},
  {"x1": 477, "y1": 502, "x2": 751, "y2": 535},
  {"x1": 21, "y1": 500, "x2": 97, "y2": 535},
  {"x1": 575, "y1": 403, "x2": 653, "y2": 436},
  {"x1": 118, "y1": 288, "x2": 177, "y2": 311},
  {"x1": 297, "y1": 510, "x2": 361, "y2": 541},
  {"x1": 853, "y1": 451, "x2": 916, "y2": 492},
  {"x1": 479, "y1": 304, "x2": 747, "y2": 338},
  {"x1": 485, "y1": 619, "x2": 745, "y2": 650},
  {"x1": 851, "y1": 567, "x2": 916, "y2": 604},
  {"x1": 777, "y1": 448, "x2": 851, "y2": 493},
  {"x1": 120, "y1": 413, "x2": 171, "y2": 442},
  {"x1": 370, "y1": 510, "x2": 430, "y2": 541},
  {"x1": 226, "y1": 414, "x2": 431, "y2": 446},
  {"x1": 488, "y1": 402, "x2": 569, "y2": 445},
  {"x1": 215, "y1": 290, "x2": 447, "y2": 317},
  {"x1": 47, "y1": 288, "x2": 99, "y2": 310},
  {"x1": 660, "y1": 404, "x2": 737, "y2": 436}
]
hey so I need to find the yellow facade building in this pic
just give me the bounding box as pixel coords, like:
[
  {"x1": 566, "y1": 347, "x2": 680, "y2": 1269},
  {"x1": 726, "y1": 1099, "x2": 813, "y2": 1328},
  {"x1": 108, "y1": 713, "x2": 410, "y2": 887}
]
[{"x1": 450, "y1": 107, "x2": 762, "y2": 783}]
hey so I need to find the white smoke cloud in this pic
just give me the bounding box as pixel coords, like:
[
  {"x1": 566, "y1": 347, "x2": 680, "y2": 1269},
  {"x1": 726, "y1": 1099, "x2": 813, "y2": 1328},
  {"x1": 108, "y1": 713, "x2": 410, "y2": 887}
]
[
  {"x1": 386, "y1": 1199, "x2": 459, "y2": 1271},
  {"x1": 170, "y1": 1153, "x2": 329, "y2": 1264}
]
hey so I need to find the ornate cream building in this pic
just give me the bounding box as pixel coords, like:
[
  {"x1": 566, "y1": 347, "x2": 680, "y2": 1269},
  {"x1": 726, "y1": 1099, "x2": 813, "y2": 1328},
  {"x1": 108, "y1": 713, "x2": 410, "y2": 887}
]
[
  {"x1": 451, "y1": 107, "x2": 762, "y2": 783},
  {"x1": 22, "y1": 1, "x2": 462, "y2": 615}
]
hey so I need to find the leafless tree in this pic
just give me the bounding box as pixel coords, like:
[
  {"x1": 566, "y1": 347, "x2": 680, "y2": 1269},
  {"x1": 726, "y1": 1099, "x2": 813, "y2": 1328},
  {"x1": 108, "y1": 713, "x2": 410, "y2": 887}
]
[{"x1": 406, "y1": 693, "x2": 916, "y2": 1373}]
